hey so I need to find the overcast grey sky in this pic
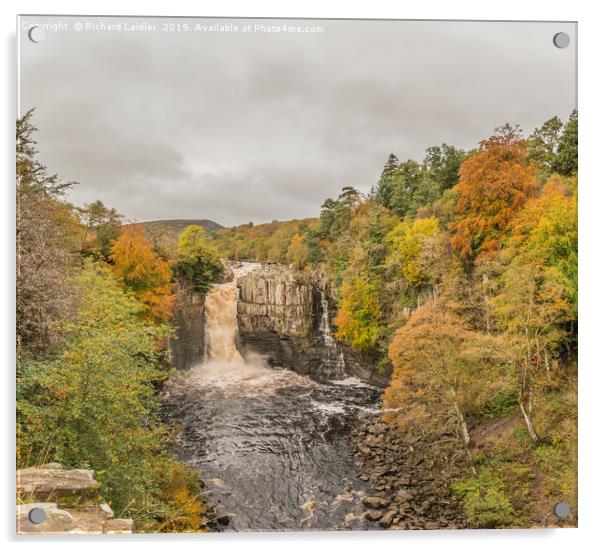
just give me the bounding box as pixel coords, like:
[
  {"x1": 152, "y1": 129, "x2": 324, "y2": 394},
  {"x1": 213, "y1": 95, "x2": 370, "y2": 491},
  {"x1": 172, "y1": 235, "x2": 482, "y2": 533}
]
[{"x1": 19, "y1": 17, "x2": 576, "y2": 227}]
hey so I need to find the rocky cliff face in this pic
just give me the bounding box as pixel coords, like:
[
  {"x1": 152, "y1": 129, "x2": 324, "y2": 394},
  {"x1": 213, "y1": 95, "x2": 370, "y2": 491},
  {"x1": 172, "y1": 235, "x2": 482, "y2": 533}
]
[
  {"x1": 169, "y1": 282, "x2": 206, "y2": 370},
  {"x1": 236, "y1": 264, "x2": 387, "y2": 385}
]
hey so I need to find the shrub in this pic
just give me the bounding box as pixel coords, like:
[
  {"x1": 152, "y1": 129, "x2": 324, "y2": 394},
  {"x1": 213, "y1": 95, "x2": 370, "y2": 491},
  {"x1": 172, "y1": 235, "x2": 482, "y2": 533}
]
[{"x1": 453, "y1": 471, "x2": 517, "y2": 528}]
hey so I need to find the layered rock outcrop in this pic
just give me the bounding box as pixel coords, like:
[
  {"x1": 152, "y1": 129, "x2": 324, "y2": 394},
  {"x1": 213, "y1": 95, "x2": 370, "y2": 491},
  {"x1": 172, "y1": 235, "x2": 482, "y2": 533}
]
[
  {"x1": 169, "y1": 282, "x2": 206, "y2": 370},
  {"x1": 16, "y1": 463, "x2": 133, "y2": 534},
  {"x1": 236, "y1": 263, "x2": 387, "y2": 385}
]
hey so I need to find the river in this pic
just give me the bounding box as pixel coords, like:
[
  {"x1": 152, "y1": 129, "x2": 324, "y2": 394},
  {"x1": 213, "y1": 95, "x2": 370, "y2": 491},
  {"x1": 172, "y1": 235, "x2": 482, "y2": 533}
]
[{"x1": 162, "y1": 263, "x2": 383, "y2": 531}]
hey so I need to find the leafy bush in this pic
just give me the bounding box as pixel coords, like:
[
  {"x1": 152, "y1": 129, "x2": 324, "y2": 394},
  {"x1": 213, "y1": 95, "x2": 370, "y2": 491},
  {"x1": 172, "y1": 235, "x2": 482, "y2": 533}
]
[
  {"x1": 17, "y1": 263, "x2": 208, "y2": 531},
  {"x1": 482, "y1": 390, "x2": 518, "y2": 420},
  {"x1": 453, "y1": 471, "x2": 517, "y2": 528}
]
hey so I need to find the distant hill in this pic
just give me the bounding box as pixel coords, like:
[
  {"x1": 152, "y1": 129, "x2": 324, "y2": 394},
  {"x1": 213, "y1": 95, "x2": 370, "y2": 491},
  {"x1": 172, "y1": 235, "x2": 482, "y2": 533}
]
[{"x1": 136, "y1": 219, "x2": 224, "y2": 233}]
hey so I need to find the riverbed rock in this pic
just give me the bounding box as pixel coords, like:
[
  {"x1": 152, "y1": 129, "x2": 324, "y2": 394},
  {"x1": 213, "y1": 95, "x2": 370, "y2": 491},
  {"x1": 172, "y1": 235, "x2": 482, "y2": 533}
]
[
  {"x1": 379, "y1": 510, "x2": 397, "y2": 528},
  {"x1": 362, "y1": 496, "x2": 388, "y2": 508},
  {"x1": 364, "y1": 509, "x2": 384, "y2": 521},
  {"x1": 395, "y1": 489, "x2": 413, "y2": 503},
  {"x1": 353, "y1": 416, "x2": 467, "y2": 531}
]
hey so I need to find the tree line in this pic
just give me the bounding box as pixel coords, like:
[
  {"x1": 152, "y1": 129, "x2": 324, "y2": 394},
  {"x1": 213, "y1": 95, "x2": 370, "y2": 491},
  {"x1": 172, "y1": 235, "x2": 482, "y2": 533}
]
[
  {"x1": 212, "y1": 112, "x2": 578, "y2": 527},
  {"x1": 16, "y1": 109, "x2": 223, "y2": 532}
]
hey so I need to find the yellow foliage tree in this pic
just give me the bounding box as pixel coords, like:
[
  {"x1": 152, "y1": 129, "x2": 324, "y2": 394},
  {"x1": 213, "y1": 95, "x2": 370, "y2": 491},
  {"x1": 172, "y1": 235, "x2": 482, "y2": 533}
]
[
  {"x1": 286, "y1": 234, "x2": 310, "y2": 268},
  {"x1": 385, "y1": 217, "x2": 441, "y2": 288},
  {"x1": 333, "y1": 274, "x2": 381, "y2": 352}
]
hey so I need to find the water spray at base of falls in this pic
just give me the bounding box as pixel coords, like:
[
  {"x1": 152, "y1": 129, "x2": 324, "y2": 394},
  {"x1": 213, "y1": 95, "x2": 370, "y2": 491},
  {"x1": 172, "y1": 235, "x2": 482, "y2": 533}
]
[{"x1": 164, "y1": 262, "x2": 382, "y2": 531}]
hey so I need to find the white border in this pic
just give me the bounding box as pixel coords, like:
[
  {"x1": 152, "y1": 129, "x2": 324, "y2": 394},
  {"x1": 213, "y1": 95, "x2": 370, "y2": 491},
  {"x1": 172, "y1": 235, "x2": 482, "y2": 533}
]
[{"x1": 2, "y1": 1, "x2": 601, "y2": 549}]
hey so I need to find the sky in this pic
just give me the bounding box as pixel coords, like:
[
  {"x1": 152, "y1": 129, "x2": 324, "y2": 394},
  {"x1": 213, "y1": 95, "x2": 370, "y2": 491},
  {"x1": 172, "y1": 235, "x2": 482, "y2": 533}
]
[{"x1": 19, "y1": 16, "x2": 577, "y2": 227}]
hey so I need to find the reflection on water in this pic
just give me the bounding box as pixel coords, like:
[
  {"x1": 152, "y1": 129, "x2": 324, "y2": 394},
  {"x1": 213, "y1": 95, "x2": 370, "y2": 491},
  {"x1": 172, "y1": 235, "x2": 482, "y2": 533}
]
[
  {"x1": 163, "y1": 361, "x2": 382, "y2": 531},
  {"x1": 163, "y1": 261, "x2": 382, "y2": 531}
]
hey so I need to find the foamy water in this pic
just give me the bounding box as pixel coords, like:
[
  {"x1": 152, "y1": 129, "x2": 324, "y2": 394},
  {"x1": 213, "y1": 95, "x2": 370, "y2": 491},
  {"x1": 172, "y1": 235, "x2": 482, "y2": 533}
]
[{"x1": 163, "y1": 261, "x2": 383, "y2": 530}]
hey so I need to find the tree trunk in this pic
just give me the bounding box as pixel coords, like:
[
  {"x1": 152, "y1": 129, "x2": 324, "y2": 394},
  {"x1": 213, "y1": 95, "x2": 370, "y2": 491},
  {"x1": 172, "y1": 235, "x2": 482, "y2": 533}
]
[
  {"x1": 450, "y1": 389, "x2": 470, "y2": 446},
  {"x1": 518, "y1": 401, "x2": 539, "y2": 443},
  {"x1": 455, "y1": 404, "x2": 471, "y2": 447}
]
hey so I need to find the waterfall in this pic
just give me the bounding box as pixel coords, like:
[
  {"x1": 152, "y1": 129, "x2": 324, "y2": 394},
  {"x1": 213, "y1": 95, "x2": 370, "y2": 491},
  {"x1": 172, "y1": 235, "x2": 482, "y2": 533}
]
[
  {"x1": 204, "y1": 281, "x2": 245, "y2": 364},
  {"x1": 204, "y1": 262, "x2": 260, "y2": 365},
  {"x1": 319, "y1": 289, "x2": 346, "y2": 379},
  {"x1": 319, "y1": 291, "x2": 335, "y2": 347}
]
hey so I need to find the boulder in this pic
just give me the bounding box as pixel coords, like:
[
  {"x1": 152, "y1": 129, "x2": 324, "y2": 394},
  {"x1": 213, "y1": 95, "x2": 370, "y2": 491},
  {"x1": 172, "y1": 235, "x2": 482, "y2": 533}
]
[
  {"x1": 364, "y1": 510, "x2": 384, "y2": 521},
  {"x1": 395, "y1": 489, "x2": 413, "y2": 503},
  {"x1": 362, "y1": 496, "x2": 388, "y2": 508},
  {"x1": 379, "y1": 510, "x2": 397, "y2": 528},
  {"x1": 17, "y1": 466, "x2": 100, "y2": 502}
]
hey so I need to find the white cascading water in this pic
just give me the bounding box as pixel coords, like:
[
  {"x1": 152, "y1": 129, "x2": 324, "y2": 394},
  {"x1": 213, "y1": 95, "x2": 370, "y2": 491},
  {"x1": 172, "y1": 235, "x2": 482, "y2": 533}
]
[
  {"x1": 197, "y1": 261, "x2": 313, "y2": 390},
  {"x1": 204, "y1": 262, "x2": 260, "y2": 365},
  {"x1": 319, "y1": 290, "x2": 346, "y2": 379},
  {"x1": 204, "y1": 280, "x2": 245, "y2": 364},
  {"x1": 164, "y1": 263, "x2": 381, "y2": 531}
]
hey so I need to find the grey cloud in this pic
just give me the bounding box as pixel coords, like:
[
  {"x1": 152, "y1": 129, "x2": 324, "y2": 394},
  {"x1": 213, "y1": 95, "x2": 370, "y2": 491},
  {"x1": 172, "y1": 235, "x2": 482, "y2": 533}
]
[{"x1": 19, "y1": 17, "x2": 576, "y2": 226}]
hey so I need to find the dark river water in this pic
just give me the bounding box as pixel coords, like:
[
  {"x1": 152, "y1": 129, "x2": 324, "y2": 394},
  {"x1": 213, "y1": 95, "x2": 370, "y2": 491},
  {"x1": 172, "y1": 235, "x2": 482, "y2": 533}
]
[{"x1": 162, "y1": 361, "x2": 383, "y2": 531}]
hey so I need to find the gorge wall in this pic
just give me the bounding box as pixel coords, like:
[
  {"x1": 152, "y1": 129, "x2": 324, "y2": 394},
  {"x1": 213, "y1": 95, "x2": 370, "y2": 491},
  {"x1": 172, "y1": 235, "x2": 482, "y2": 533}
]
[
  {"x1": 169, "y1": 282, "x2": 206, "y2": 370},
  {"x1": 236, "y1": 263, "x2": 389, "y2": 385},
  {"x1": 169, "y1": 262, "x2": 388, "y2": 385}
]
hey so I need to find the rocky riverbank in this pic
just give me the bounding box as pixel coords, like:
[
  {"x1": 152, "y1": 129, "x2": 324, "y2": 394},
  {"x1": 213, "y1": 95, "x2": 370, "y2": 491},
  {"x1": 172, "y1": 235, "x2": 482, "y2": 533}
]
[
  {"x1": 353, "y1": 413, "x2": 467, "y2": 530},
  {"x1": 16, "y1": 463, "x2": 133, "y2": 535}
]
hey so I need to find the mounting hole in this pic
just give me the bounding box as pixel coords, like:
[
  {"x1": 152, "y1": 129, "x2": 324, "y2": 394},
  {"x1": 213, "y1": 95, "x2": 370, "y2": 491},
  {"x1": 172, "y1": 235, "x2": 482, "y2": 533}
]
[
  {"x1": 28, "y1": 507, "x2": 46, "y2": 524},
  {"x1": 554, "y1": 501, "x2": 570, "y2": 518},
  {"x1": 28, "y1": 26, "x2": 46, "y2": 43},
  {"x1": 553, "y1": 32, "x2": 570, "y2": 49}
]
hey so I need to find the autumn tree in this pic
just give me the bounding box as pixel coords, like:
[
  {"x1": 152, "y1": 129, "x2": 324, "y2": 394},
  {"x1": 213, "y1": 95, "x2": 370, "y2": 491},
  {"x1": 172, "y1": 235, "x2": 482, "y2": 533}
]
[
  {"x1": 384, "y1": 300, "x2": 510, "y2": 447},
  {"x1": 110, "y1": 225, "x2": 175, "y2": 321},
  {"x1": 385, "y1": 217, "x2": 441, "y2": 290},
  {"x1": 17, "y1": 263, "x2": 209, "y2": 531},
  {"x1": 334, "y1": 274, "x2": 382, "y2": 353},
  {"x1": 450, "y1": 125, "x2": 537, "y2": 260},
  {"x1": 79, "y1": 200, "x2": 122, "y2": 259},
  {"x1": 286, "y1": 234, "x2": 310, "y2": 268},
  {"x1": 173, "y1": 225, "x2": 223, "y2": 292},
  {"x1": 491, "y1": 176, "x2": 577, "y2": 441},
  {"x1": 16, "y1": 109, "x2": 81, "y2": 354}
]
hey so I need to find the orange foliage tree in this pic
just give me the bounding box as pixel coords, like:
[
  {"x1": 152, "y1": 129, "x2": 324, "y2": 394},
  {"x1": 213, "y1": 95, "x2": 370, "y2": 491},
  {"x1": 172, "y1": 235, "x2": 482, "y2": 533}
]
[
  {"x1": 384, "y1": 300, "x2": 510, "y2": 446},
  {"x1": 110, "y1": 225, "x2": 175, "y2": 322},
  {"x1": 450, "y1": 125, "x2": 537, "y2": 260}
]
